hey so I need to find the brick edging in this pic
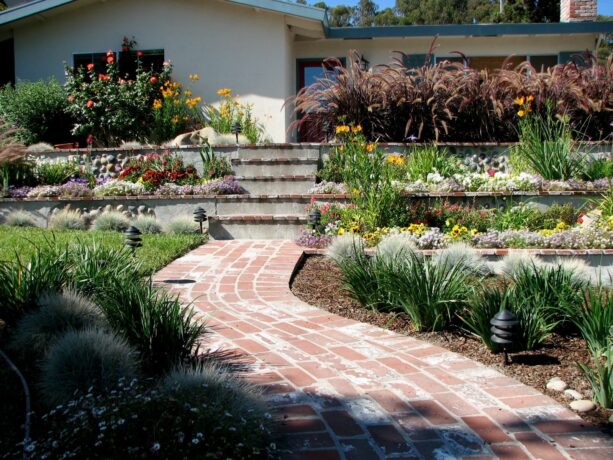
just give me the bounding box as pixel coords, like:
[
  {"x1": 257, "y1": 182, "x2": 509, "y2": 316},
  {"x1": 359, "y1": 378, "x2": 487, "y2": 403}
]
[{"x1": 304, "y1": 247, "x2": 613, "y2": 256}]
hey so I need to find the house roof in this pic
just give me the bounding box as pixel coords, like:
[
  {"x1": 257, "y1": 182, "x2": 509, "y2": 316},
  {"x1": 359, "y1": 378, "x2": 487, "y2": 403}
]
[
  {"x1": 328, "y1": 21, "x2": 613, "y2": 39},
  {"x1": 0, "y1": 0, "x2": 328, "y2": 27},
  {"x1": 0, "y1": 0, "x2": 610, "y2": 39}
]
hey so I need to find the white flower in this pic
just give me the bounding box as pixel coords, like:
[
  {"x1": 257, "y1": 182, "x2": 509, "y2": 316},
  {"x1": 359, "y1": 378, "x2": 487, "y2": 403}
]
[
  {"x1": 191, "y1": 438, "x2": 200, "y2": 445},
  {"x1": 151, "y1": 442, "x2": 161, "y2": 452}
]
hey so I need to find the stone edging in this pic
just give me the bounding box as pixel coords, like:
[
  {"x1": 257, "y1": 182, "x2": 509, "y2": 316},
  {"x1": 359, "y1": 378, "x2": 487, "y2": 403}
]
[{"x1": 304, "y1": 248, "x2": 613, "y2": 256}]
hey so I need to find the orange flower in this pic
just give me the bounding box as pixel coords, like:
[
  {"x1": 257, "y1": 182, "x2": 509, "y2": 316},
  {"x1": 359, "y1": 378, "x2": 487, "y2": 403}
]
[{"x1": 517, "y1": 109, "x2": 526, "y2": 117}]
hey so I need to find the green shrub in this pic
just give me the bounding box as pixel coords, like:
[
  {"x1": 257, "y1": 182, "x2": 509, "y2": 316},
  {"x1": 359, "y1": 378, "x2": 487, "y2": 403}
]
[
  {"x1": 405, "y1": 145, "x2": 457, "y2": 181},
  {"x1": 166, "y1": 215, "x2": 198, "y2": 234},
  {"x1": 64, "y1": 56, "x2": 173, "y2": 145},
  {"x1": 383, "y1": 250, "x2": 475, "y2": 331},
  {"x1": 4, "y1": 210, "x2": 36, "y2": 227},
  {"x1": 582, "y1": 157, "x2": 613, "y2": 181},
  {"x1": 34, "y1": 158, "x2": 80, "y2": 185},
  {"x1": 334, "y1": 244, "x2": 386, "y2": 310},
  {"x1": 326, "y1": 234, "x2": 365, "y2": 264},
  {"x1": 49, "y1": 209, "x2": 87, "y2": 230},
  {"x1": 91, "y1": 211, "x2": 130, "y2": 232},
  {"x1": 131, "y1": 215, "x2": 162, "y2": 234},
  {"x1": 40, "y1": 328, "x2": 139, "y2": 406},
  {"x1": 524, "y1": 203, "x2": 579, "y2": 230},
  {"x1": 10, "y1": 290, "x2": 106, "y2": 360},
  {"x1": 32, "y1": 370, "x2": 278, "y2": 459},
  {"x1": 496, "y1": 251, "x2": 544, "y2": 277},
  {"x1": 0, "y1": 79, "x2": 74, "y2": 145},
  {"x1": 0, "y1": 247, "x2": 66, "y2": 324},
  {"x1": 492, "y1": 203, "x2": 539, "y2": 231},
  {"x1": 98, "y1": 277, "x2": 206, "y2": 374}
]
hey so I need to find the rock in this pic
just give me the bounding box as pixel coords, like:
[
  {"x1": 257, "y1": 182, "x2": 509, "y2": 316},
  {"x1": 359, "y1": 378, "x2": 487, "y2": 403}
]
[
  {"x1": 167, "y1": 126, "x2": 250, "y2": 147},
  {"x1": 570, "y1": 400, "x2": 596, "y2": 413},
  {"x1": 563, "y1": 389, "x2": 583, "y2": 400},
  {"x1": 116, "y1": 205, "x2": 125, "y2": 212},
  {"x1": 104, "y1": 204, "x2": 113, "y2": 213},
  {"x1": 106, "y1": 154, "x2": 115, "y2": 163},
  {"x1": 546, "y1": 378, "x2": 568, "y2": 392},
  {"x1": 137, "y1": 205, "x2": 147, "y2": 214}
]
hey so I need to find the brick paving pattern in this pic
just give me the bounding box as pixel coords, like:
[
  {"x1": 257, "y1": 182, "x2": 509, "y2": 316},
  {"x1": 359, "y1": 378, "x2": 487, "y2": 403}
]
[{"x1": 154, "y1": 240, "x2": 613, "y2": 460}]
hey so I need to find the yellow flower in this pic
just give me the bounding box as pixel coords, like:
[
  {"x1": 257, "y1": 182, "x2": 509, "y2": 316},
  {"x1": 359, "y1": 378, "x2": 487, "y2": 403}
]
[
  {"x1": 514, "y1": 96, "x2": 525, "y2": 105},
  {"x1": 338, "y1": 145, "x2": 344, "y2": 153},
  {"x1": 366, "y1": 143, "x2": 375, "y2": 153},
  {"x1": 517, "y1": 109, "x2": 525, "y2": 118},
  {"x1": 470, "y1": 228, "x2": 479, "y2": 236},
  {"x1": 217, "y1": 88, "x2": 232, "y2": 97},
  {"x1": 387, "y1": 155, "x2": 405, "y2": 165},
  {"x1": 526, "y1": 95, "x2": 534, "y2": 102},
  {"x1": 335, "y1": 125, "x2": 350, "y2": 134},
  {"x1": 555, "y1": 221, "x2": 568, "y2": 231},
  {"x1": 152, "y1": 99, "x2": 162, "y2": 110},
  {"x1": 189, "y1": 73, "x2": 200, "y2": 81},
  {"x1": 351, "y1": 125, "x2": 362, "y2": 133},
  {"x1": 184, "y1": 90, "x2": 192, "y2": 97},
  {"x1": 338, "y1": 228, "x2": 345, "y2": 235},
  {"x1": 171, "y1": 115, "x2": 179, "y2": 124}
]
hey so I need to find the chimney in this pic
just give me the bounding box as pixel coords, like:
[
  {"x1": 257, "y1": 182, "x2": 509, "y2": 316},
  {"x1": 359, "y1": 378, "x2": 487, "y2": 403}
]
[{"x1": 560, "y1": 0, "x2": 598, "y2": 22}]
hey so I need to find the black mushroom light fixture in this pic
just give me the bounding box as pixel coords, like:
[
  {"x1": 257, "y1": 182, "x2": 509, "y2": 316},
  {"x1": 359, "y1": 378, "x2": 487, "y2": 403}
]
[
  {"x1": 124, "y1": 225, "x2": 142, "y2": 255},
  {"x1": 490, "y1": 309, "x2": 520, "y2": 365},
  {"x1": 193, "y1": 206, "x2": 207, "y2": 234}
]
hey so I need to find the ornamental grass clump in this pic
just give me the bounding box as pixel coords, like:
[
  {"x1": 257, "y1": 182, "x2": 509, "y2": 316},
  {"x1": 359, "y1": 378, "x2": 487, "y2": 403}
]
[
  {"x1": 10, "y1": 290, "x2": 107, "y2": 361},
  {"x1": 4, "y1": 210, "x2": 36, "y2": 227},
  {"x1": 49, "y1": 208, "x2": 87, "y2": 230},
  {"x1": 91, "y1": 211, "x2": 130, "y2": 232},
  {"x1": 166, "y1": 215, "x2": 199, "y2": 234},
  {"x1": 131, "y1": 215, "x2": 162, "y2": 234},
  {"x1": 405, "y1": 145, "x2": 457, "y2": 181},
  {"x1": 382, "y1": 250, "x2": 475, "y2": 331},
  {"x1": 98, "y1": 277, "x2": 206, "y2": 374},
  {"x1": 431, "y1": 242, "x2": 491, "y2": 277},
  {"x1": 40, "y1": 328, "x2": 139, "y2": 406}
]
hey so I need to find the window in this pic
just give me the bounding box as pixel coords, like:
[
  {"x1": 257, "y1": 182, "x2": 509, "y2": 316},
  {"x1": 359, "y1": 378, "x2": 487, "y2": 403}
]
[
  {"x1": 529, "y1": 55, "x2": 558, "y2": 71},
  {"x1": 73, "y1": 49, "x2": 164, "y2": 78}
]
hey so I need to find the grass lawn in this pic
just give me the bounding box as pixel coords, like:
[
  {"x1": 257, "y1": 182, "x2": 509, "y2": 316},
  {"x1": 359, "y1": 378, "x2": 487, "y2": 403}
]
[{"x1": 0, "y1": 226, "x2": 206, "y2": 274}]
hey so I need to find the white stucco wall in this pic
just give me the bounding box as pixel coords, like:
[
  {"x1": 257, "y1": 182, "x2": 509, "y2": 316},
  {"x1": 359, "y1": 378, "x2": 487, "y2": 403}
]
[
  {"x1": 293, "y1": 34, "x2": 598, "y2": 67},
  {"x1": 12, "y1": 0, "x2": 295, "y2": 142}
]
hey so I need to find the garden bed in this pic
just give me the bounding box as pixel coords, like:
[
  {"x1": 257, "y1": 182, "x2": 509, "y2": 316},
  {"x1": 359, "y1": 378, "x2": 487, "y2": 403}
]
[{"x1": 291, "y1": 255, "x2": 613, "y2": 432}]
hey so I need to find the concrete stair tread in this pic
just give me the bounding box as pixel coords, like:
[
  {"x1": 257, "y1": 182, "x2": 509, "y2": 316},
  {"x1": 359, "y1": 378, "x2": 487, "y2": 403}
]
[
  {"x1": 234, "y1": 175, "x2": 316, "y2": 180},
  {"x1": 210, "y1": 214, "x2": 307, "y2": 222},
  {"x1": 231, "y1": 158, "x2": 318, "y2": 164}
]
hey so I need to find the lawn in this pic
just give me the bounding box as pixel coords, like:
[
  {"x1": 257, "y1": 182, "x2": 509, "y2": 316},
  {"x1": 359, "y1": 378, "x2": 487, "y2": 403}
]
[{"x1": 0, "y1": 226, "x2": 205, "y2": 274}]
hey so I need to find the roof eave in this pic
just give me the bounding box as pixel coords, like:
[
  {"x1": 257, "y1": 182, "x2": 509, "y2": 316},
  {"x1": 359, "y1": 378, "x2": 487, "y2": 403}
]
[{"x1": 326, "y1": 21, "x2": 613, "y2": 40}]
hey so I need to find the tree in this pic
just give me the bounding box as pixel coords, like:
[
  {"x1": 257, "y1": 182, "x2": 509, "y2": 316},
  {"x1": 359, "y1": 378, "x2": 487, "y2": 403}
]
[
  {"x1": 374, "y1": 8, "x2": 402, "y2": 26},
  {"x1": 328, "y1": 5, "x2": 355, "y2": 27},
  {"x1": 499, "y1": 0, "x2": 560, "y2": 23},
  {"x1": 352, "y1": 0, "x2": 378, "y2": 26}
]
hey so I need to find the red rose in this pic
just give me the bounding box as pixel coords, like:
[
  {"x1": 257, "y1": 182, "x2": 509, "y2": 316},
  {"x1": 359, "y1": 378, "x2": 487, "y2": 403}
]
[
  {"x1": 67, "y1": 95, "x2": 74, "y2": 103},
  {"x1": 98, "y1": 74, "x2": 109, "y2": 81},
  {"x1": 106, "y1": 56, "x2": 115, "y2": 64},
  {"x1": 150, "y1": 76, "x2": 158, "y2": 84},
  {"x1": 136, "y1": 51, "x2": 144, "y2": 58},
  {"x1": 86, "y1": 63, "x2": 94, "y2": 71},
  {"x1": 86, "y1": 100, "x2": 94, "y2": 108}
]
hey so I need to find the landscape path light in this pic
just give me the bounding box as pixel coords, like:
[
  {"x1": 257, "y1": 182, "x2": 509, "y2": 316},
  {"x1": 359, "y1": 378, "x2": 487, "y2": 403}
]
[
  {"x1": 490, "y1": 309, "x2": 519, "y2": 365},
  {"x1": 309, "y1": 209, "x2": 321, "y2": 232},
  {"x1": 193, "y1": 206, "x2": 207, "y2": 234},
  {"x1": 124, "y1": 225, "x2": 142, "y2": 255},
  {"x1": 231, "y1": 122, "x2": 242, "y2": 144}
]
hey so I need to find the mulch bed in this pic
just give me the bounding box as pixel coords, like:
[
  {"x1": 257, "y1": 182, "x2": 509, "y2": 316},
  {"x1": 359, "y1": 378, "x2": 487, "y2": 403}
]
[{"x1": 291, "y1": 255, "x2": 612, "y2": 432}]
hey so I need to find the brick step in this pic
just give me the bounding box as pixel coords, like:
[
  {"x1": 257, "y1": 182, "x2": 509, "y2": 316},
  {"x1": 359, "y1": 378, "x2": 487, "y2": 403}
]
[
  {"x1": 213, "y1": 145, "x2": 321, "y2": 160},
  {"x1": 208, "y1": 214, "x2": 307, "y2": 240},
  {"x1": 230, "y1": 158, "x2": 318, "y2": 176},
  {"x1": 216, "y1": 194, "x2": 348, "y2": 215},
  {"x1": 234, "y1": 175, "x2": 316, "y2": 194}
]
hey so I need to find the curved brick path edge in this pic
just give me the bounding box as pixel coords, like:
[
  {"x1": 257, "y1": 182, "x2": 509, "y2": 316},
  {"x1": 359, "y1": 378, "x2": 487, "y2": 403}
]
[{"x1": 154, "y1": 240, "x2": 612, "y2": 460}]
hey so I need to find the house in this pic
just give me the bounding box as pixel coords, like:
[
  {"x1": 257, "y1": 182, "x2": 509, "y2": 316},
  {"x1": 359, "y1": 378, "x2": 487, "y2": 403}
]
[{"x1": 0, "y1": 0, "x2": 611, "y2": 142}]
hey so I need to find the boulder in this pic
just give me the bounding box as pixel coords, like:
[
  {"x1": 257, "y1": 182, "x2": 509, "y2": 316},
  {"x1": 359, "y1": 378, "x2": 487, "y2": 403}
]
[
  {"x1": 167, "y1": 126, "x2": 249, "y2": 147},
  {"x1": 563, "y1": 389, "x2": 583, "y2": 400},
  {"x1": 546, "y1": 378, "x2": 568, "y2": 392}
]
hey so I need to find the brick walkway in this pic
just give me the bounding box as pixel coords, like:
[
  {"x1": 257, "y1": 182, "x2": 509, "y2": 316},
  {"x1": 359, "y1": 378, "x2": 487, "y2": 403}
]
[{"x1": 154, "y1": 240, "x2": 612, "y2": 460}]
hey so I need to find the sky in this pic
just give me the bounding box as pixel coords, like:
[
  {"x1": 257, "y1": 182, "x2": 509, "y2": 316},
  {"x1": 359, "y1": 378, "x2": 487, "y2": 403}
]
[{"x1": 316, "y1": 0, "x2": 613, "y2": 16}]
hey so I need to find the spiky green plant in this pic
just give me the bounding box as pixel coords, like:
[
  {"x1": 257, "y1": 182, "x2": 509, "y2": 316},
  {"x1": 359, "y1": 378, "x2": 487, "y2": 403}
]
[
  {"x1": 131, "y1": 215, "x2": 162, "y2": 234},
  {"x1": 98, "y1": 277, "x2": 206, "y2": 374},
  {"x1": 165, "y1": 215, "x2": 198, "y2": 234},
  {"x1": 49, "y1": 209, "x2": 87, "y2": 230}
]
